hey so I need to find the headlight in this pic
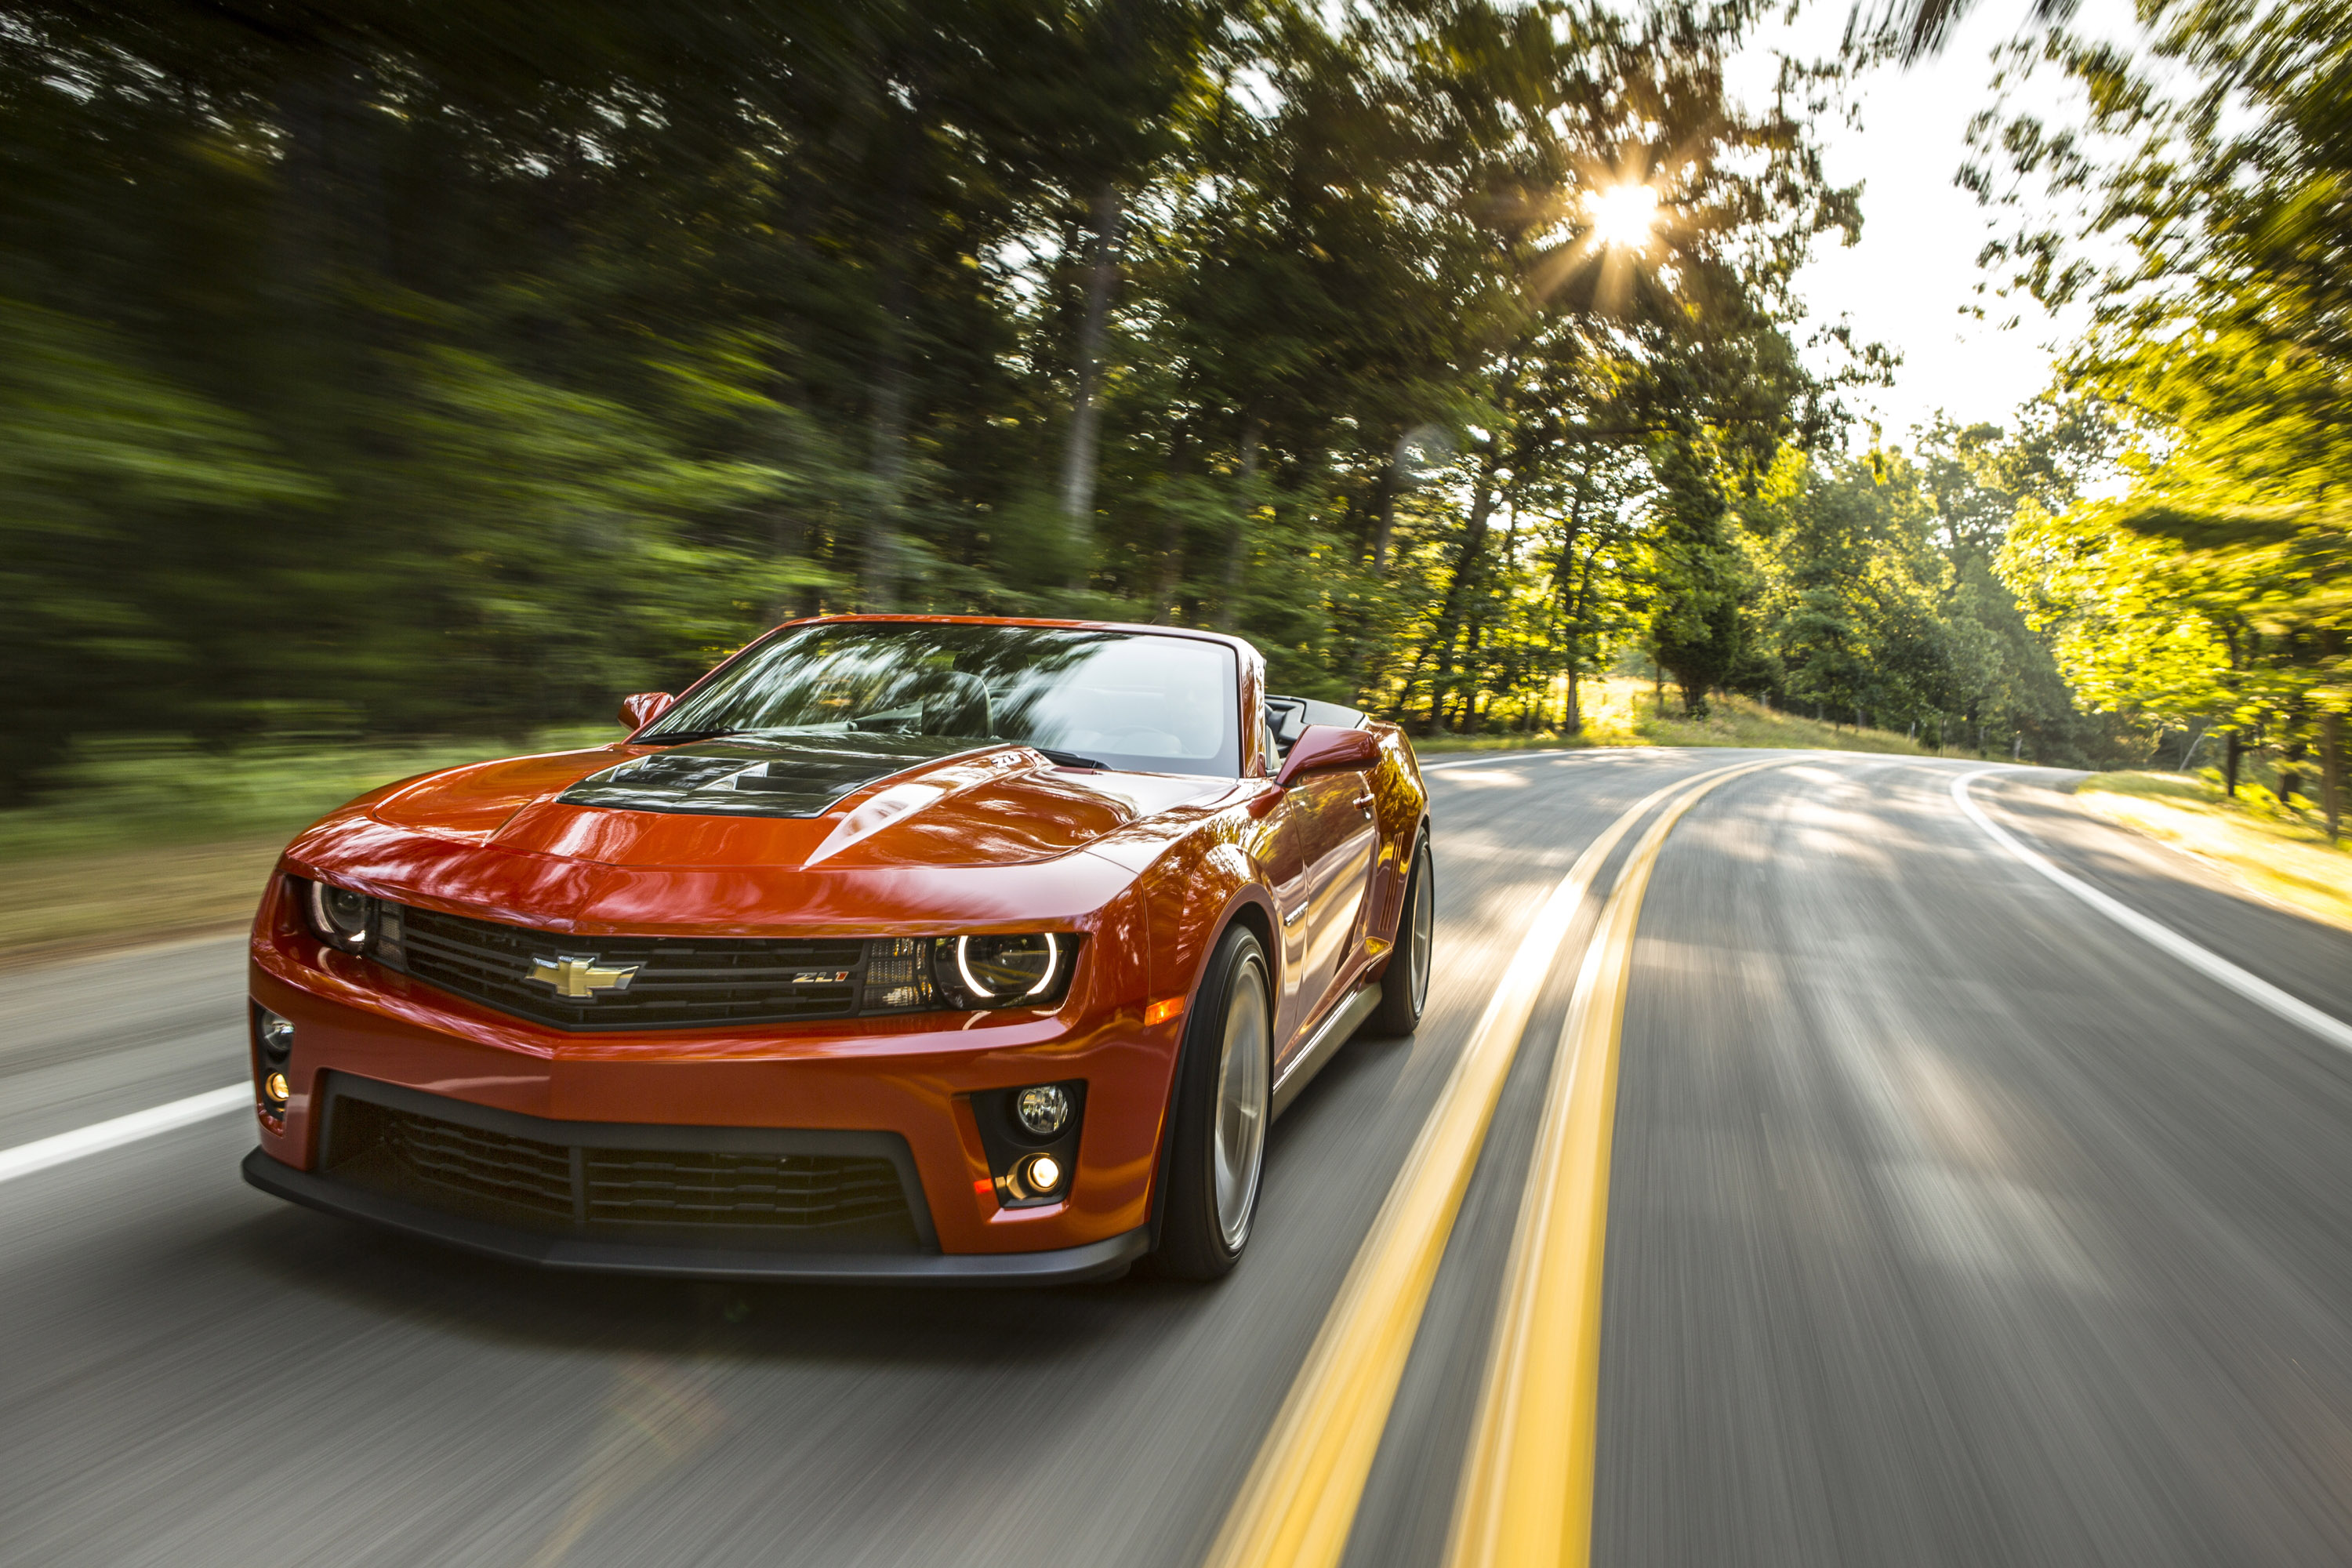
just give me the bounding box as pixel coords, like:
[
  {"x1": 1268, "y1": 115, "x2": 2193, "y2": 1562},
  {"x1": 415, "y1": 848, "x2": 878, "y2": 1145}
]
[
  {"x1": 909, "y1": 933, "x2": 1079, "y2": 1012},
  {"x1": 305, "y1": 878, "x2": 373, "y2": 952},
  {"x1": 950, "y1": 934, "x2": 1061, "y2": 1000},
  {"x1": 293, "y1": 877, "x2": 407, "y2": 968}
]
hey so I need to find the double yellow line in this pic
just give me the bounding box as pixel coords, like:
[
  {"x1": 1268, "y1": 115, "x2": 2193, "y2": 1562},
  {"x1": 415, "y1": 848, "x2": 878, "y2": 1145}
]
[{"x1": 1203, "y1": 757, "x2": 1786, "y2": 1568}]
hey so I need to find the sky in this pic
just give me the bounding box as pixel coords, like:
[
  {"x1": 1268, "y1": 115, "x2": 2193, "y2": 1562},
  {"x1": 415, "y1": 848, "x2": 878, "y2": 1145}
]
[{"x1": 1731, "y1": 0, "x2": 2144, "y2": 448}]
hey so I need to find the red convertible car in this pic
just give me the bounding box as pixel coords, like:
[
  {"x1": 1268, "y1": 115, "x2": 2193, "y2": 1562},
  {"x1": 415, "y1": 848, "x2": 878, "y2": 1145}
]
[{"x1": 242, "y1": 615, "x2": 1432, "y2": 1283}]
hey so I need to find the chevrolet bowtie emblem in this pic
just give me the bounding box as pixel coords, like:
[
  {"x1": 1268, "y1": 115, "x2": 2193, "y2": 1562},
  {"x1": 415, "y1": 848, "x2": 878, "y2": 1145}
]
[{"x1": 526, "y1": 953, "x2": 641, "y2": 1000}]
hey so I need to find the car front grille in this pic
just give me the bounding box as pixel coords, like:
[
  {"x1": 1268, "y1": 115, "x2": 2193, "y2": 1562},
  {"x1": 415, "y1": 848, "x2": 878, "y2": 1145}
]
[
  {"x1": 385, "y1": 902, "x2": 935, "y2": 1032},
  {"x1": 583, "y1": 1149, "x2": 911, "y2": 1232},
  {"x1": 322, "y1": 1090, "x2": 924, "y2": 1250}
]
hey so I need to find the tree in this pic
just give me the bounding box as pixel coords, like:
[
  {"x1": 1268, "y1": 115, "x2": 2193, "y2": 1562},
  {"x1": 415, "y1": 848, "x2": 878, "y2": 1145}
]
[{"x1": 1969, "y1": 0, "x2": 2352, "y2": 827}]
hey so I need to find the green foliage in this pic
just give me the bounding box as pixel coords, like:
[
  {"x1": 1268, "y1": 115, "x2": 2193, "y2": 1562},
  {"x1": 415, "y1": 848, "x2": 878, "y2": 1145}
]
[
  {"x1": 0, "y1": 296, "x2": 328, "y2": 795},
  {"x1": 1722, "y1": 419, "x2": 2133, "y2": 765},
  {"x1": 0, "y1": 729, "x2": 612, "y2": 863},
  {"x1": 0, "y1": 0, "x2": 2118, "y2": 804},
  {"x1": 1970, "y1": 0, "x2": 2352, "y2": 818}
]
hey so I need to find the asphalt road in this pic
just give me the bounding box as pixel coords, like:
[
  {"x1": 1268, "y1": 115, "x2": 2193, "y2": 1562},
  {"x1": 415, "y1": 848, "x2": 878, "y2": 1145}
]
[{"x1": 5, "y1": 750, "x2": 2351, "y2": 1568}]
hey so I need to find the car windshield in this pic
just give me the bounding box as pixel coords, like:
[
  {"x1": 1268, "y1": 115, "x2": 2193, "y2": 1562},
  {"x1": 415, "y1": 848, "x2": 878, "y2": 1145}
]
[{"x1": 642, "y1": 622, "x2": 1243, "y2": 778}]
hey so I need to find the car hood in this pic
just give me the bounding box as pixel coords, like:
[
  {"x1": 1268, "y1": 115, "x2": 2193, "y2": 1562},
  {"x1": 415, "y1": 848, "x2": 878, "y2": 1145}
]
[{"x1": 281, "y1": 735, "x2": 1235, "y2": 933}]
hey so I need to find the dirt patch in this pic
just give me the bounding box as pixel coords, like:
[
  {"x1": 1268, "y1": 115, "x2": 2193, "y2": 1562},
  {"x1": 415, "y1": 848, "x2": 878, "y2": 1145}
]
[{"x1": 0, "y1": 837, "x2": 280, "y2": 969}]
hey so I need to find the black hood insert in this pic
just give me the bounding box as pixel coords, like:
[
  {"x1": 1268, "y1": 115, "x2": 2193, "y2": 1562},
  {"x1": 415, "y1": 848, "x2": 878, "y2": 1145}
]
[{"x1": 558, "y1": 732, "x2": 983, "y2": 818}]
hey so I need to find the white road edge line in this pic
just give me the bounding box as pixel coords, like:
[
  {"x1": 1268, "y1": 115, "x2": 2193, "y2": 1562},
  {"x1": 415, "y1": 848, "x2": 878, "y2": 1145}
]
[
  {"x1": 0, "y1": 1083, "x2": 249, "y2": 1185},
  {"x1": 1422, "y1": 753, "x2": 1579, "y2": 773},
  {"x1": 1953, "y1": 769, "x2": 2352, "y2": 1054},
  {"x1": 1423, "y1": 748, "x2": 1686, "y2": 774}
]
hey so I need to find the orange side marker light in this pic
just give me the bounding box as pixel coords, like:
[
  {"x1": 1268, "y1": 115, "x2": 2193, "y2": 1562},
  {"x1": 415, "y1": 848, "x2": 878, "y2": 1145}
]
[{"x1": 1145, "y1": 995, "x2": 1185, "y2": 1027}]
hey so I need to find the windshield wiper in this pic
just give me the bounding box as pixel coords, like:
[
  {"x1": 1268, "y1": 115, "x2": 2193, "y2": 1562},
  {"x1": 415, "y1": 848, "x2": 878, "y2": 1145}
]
[{"x1": 1033, "y1": 746, "x2": 1110, "y2": 770}]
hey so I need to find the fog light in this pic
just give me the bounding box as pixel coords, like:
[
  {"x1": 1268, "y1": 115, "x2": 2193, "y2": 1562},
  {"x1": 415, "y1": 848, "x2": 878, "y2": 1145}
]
[
  {"x1": 1024, "y1": 1153, "x2": 1062, "y2": 1192},
  {"x1": 1015, "y1": 1084, "x2": 1070, "y2": 1136},
  {"x1": 263, "y1": 1071, "x2": 290, "y2": 1105},
  {"x1": 256, "y1": 1009, "x2": 294, "y2": 1065}
]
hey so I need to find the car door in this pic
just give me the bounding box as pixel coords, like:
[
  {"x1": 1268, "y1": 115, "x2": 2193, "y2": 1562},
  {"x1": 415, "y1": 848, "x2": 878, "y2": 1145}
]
[
  {"x1": 1283, "y1": 760, "x2": 1378, "y2": 1053},
  {"x1": 1262, "y1": 797, "x2": 1314, "y2": 1049}
]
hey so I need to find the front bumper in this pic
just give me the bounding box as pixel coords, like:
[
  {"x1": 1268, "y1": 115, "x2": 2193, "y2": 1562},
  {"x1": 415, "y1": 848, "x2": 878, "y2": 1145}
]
[
  {"x1": 247, "y1": 896, "x2": 1184, "y2": 1267},
  {"x1": 241, "y1": 1145, "x2": 1147, "y2": 1286}
]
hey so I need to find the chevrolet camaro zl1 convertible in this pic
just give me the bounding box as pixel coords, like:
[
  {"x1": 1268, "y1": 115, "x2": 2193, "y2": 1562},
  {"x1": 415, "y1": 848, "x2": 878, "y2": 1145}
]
[{"x1": 242, "y1": 615, "x2": 1433, "y2": 1283}]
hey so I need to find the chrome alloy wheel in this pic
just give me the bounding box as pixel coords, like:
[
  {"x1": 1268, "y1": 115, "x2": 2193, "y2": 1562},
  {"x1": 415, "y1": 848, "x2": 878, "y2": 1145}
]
[
  {"x1": 1213, "y1": 954, "x2": 1271, "y2": 1250},
  {"x1": 1406, "y1": 844, "x2": 1434, "y2": 1014}
]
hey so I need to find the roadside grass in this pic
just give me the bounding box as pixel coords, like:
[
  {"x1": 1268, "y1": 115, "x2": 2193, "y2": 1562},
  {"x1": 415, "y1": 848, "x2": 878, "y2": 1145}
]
[
  {"x1": 1414, "y1": 678, "x2": 1960, "y2": 758},
  {"x1": 2072, "y1": 770, "x2": 2352, "y2": 932},
  {"x1": 0, "y1": 836, "x2": 291, "y2": 968},
  {"x1": 1604, "y1": 681, "x2": 1949, "y2": 755},
  {"x1": 0, "y1": 728, "x2": 617, "y2": 967}
]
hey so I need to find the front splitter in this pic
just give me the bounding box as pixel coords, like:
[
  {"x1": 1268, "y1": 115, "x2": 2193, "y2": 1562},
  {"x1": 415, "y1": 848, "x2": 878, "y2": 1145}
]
[{"x1": 241, "y1": 1149, "x2": 1147, "y2": 1287}]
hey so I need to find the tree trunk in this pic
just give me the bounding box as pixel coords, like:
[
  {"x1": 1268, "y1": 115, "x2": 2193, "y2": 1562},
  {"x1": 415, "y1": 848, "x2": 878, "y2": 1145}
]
[
  {"x1": 863, "y1": 341, "x2": 910, "y2": 611},
  {"x1": 1421, "y1": 351, "x2": 1520, "y2": 732},
  {"x1": 768, "y1": 492, "x2": 808, "y2": 626},
  {"x1": 861, "y1": 98, "x2": 926, "y2": 614},
  {"x1": 1152, "y1": 432, "x2": 1191, "y2": 616},
  {"x1": 2323, "y1": 710, "x2": 2343, "y2": 844},
  {"x1": 1456, "y1": 618, "x2": 1486, "y2": 733},
  {"x1": 1216, "y1": 419, "x2": 1261, "y2": 633},
  {"x1": 2279, "y1": 698, "x2": 2307, "y2": 808},
  {"x1": 2224, "y1": 729, "x2": 2241, "y2": 797},
  {"x1": 1058, "y1": 184, "x2": 1122, "y2": 585},
  {"x1": 1560, "y1": 540, "x2": 1599, "y2": 735},
  {"x1": 1367, "y1": 458, "x2": 1399, "y2": 574},
  {"x1": 1422, "y1": 441, "x2": 1503, "y2": 731}
]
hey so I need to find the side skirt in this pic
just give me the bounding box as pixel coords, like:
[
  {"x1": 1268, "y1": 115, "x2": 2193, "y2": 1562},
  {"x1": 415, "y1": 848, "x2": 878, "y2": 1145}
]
[{"x1": 1270, "y1": 982, "x2": 1382, "y2": 1120}]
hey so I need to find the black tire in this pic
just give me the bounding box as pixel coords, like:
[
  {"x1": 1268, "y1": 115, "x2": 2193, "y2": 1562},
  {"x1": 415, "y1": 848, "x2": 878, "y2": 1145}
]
[
  {"x1": 1366, "y1": 833, "x2": 1432, "y2": 1038},
  {"x1": 1154, "y1": 924, "x2": 1273, "y2": 1281}
]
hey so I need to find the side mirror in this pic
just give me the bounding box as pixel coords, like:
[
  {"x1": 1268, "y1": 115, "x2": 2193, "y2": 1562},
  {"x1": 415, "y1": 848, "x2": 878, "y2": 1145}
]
[
  {"x1": 1275, "y1": 723, "x2": 1380, "y2": 788},
  {"x1": 619, "y1": 692, "x2": 676, "y2": 731}
]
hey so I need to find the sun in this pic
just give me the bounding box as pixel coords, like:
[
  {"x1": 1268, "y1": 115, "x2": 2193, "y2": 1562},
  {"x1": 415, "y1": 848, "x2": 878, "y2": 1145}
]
[{"x1": 1588, "y1": 182, "x2": 1660, "y2": 249}]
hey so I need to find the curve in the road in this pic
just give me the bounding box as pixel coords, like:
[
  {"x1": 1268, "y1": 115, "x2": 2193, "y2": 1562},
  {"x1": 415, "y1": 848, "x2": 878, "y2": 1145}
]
[{"x1": 1953, "y1": 768, "x2": 2352, "y2": 1053}]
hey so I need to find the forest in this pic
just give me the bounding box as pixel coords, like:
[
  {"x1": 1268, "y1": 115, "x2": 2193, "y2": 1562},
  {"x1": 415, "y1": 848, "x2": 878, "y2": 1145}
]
[{"x1": 0, "y1": 0, "x2": 2341, "y2": 819}]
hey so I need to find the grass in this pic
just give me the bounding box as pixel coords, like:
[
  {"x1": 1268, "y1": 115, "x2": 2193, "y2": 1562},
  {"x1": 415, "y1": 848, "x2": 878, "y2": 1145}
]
[
  {"x1": 0, "y1": 728, "x2": 618, "y2": 967},
  {"x1": 1414, "y1": 677, "x2": 1960, "y2": 758},
  {"x1": 2071, "y1": 769, "x2": 2351, "y2": 932}
]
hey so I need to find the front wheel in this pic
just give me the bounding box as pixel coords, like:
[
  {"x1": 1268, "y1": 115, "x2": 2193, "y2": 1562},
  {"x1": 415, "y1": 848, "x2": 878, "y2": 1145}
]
[
  {"x1": 1366, "y1": 833, "x2": 1432, "y2": 1037},
  {"x1": 1155, "y1": 924, "x2": 1272, "y2": 1280}
]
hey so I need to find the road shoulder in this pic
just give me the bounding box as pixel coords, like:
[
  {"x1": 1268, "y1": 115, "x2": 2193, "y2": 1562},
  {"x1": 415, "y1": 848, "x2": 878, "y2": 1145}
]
[{"x1": 1973, "y1": 770, "x2": 2352, "y2": 1029}]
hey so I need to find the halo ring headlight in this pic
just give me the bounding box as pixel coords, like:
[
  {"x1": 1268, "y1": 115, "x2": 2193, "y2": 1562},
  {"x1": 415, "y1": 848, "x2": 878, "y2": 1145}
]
[
  {"x1": 951, "y1": 934, "x2": 1061, "y2": 1003},
  {"x1": 305, "y1": 880, "x2": 372, "y2": 952},
  {"x1": 953, "y1": 936, "x2": 996, "y2": 1000}
]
